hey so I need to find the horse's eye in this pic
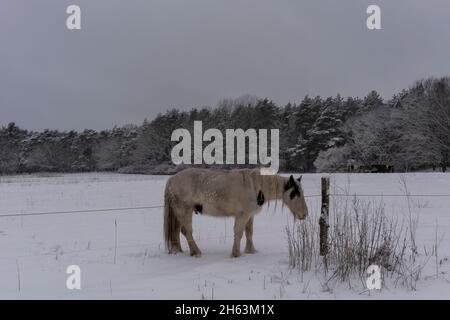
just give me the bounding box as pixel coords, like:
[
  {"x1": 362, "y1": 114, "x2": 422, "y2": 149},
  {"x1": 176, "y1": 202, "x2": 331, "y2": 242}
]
[
  {"x1": 289, "y1": 189, "x2": 301, "y2": 199},
  {"x1": 289, "y1": 190, "x2": 296, "y2": 199}
]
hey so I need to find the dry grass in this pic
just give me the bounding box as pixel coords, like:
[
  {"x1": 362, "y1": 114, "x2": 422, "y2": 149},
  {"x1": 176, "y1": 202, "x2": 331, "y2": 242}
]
[{"x1": 286, "y1": 176, "x2": 438, "y2": 291}]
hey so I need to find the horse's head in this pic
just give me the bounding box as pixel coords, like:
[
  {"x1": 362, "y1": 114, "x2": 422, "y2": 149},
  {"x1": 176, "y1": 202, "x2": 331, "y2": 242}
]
[{"x1": 282, "y1": 175, "x2": 308, "y2": 220}]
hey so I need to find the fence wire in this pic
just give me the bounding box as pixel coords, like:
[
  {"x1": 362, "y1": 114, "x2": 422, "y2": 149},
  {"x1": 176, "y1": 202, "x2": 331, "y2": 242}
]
[
  {"x1": 1, "y1": 192, "x2": 450, "y2": 219},
  {"x1": 0, "y1": 205, "x2": 163, "y2": 218},
  {"x1": 1, "y1": 191, "x2": 450, "y2": 261}
]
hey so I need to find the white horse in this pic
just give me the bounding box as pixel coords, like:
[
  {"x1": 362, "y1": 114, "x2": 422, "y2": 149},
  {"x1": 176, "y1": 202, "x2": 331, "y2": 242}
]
[{"x1": 164, "y1": 168, "x2": 308, "y2": 257}]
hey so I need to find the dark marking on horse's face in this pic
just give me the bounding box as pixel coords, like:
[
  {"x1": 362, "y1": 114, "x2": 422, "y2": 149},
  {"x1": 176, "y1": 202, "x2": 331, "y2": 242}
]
[
  {"x1": 194, "y1": 204, "x2": 203, "y2": 214},
  {"x1": 257, "y1": 190, "x2": 265, "y2": 206},
  {"x1": 284, "y1": 175, "x2": 301, "y2": 199},
  {"x1": 283, "y1": 175, "x2": 308, "y2": 219},
  {"x1": 289, "y1": 189, "x2": 300, "y2": 200}
]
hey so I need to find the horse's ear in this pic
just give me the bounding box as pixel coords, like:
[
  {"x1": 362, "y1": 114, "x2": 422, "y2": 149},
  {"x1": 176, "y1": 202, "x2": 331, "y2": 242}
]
[
  {"x1": 289, "y1": 175, "x2": 295, "y2": 185},
  {"x1": 297, "y1": 175, "x2": 302, "y2": 183},
  {"x1": 284, "y1": 175, "x2": 295, "y2": 191}
]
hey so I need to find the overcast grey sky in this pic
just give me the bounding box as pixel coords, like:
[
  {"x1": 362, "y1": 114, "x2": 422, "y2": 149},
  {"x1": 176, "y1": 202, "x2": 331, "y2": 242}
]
[{"x1": 0, "y1": 0, "x2": 449, "y2": 131}]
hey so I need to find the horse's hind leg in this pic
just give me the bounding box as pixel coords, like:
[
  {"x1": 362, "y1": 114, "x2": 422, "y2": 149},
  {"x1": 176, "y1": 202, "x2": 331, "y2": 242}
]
[
  {"x1": 179, "y1": 210, "x2": 202, "y2": 257},
  {"x1": 244, "y1": 217, "x2": 257, "y2": 254},
  {"x1": 170, "y1": 220, "x2": 183, "y2": 254}
]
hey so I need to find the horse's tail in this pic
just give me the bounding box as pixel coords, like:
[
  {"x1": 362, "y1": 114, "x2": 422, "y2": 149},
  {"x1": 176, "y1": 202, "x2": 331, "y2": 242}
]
[{"x1": 163, "y1": 182, "x2": 179, "y2": 253}]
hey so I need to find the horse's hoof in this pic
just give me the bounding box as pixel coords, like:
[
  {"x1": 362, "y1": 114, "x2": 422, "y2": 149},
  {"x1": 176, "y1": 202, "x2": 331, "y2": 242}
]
[
  {"x1": 191, "y1": 251, "x2": 202, "y2": 257},
  {"x1": 169, "y1": 247, "x2": 183, "y2": 254},
  {"x1": 231, "y1": 251, "x2": 241, "y2": 258},
  {"x1": 244, "y1": 248, "x2": 258, "y2": 254}
]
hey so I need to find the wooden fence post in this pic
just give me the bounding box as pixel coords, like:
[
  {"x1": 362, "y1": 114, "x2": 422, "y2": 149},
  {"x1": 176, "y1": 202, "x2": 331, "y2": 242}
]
[{"x1": 319, "y1": 176, "x2": 330, "y2": 256}]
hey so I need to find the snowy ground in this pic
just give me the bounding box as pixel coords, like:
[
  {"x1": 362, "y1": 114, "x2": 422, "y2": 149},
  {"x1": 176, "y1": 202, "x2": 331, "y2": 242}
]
[{"x1": 0, "y1": 172, "x2": 449, "y2": 299}]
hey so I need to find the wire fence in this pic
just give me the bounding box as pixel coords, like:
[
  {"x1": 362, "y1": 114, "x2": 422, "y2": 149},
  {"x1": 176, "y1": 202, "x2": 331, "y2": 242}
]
[
  {"x1": 1, "y1": 191, "x2": 450, "y2": 262},
  {"x1": 1, "y1": 192, "x2": 450, "y2": 219},
  {"x1": 0, "y1": 205, "x2": 163, "y2": 219}
]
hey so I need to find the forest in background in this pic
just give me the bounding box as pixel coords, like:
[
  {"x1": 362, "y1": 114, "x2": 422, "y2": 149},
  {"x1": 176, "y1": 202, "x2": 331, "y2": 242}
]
[{"x1": 1, "y1": 77, "x2": 449, "y2": 175}]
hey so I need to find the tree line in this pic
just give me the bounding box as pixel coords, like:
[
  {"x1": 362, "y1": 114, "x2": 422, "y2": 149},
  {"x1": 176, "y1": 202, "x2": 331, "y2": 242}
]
[{"x1": 0, "y1": 77, "x2": 449, "y2": 175}]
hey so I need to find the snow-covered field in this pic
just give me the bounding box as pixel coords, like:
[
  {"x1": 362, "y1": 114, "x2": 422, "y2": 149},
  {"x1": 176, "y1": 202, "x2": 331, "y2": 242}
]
[{"x1": 0, "y1": 172, "x2": 449, "y2": 299}]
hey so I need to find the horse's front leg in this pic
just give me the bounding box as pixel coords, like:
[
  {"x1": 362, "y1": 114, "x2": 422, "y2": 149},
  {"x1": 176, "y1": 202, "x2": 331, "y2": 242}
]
[
  {"x1": 244, "y1": 216, "x2": 257, "y2": 254},
  {"x1": 231, "y1": 215, "x2": 251, "y2": 258}
]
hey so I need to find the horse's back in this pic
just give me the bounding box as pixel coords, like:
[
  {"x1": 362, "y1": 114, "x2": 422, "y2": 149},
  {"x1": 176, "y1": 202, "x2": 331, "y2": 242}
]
[{"x1": 170, "y1": 168, "x2": 259, "y2": 183}]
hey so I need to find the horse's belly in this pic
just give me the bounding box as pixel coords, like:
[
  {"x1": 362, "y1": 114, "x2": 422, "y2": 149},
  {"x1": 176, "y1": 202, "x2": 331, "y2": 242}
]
[{"x1": 201, "y1": 204, "x2": 235, "y2": 217}]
